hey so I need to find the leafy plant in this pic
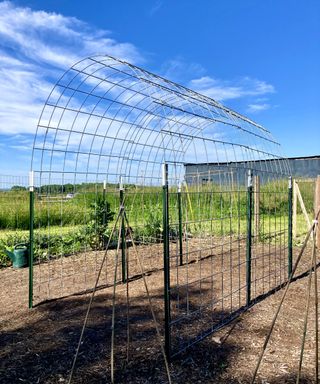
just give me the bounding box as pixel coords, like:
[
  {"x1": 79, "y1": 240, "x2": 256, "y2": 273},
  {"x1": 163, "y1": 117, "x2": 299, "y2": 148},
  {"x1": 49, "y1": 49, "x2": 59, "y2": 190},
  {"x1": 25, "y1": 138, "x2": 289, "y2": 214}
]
[
  {"x1": 85, "y1": 196, "x2": 114, "y2": 249},
  {"x1": 134, "y1": 205, "x2": 163, "y2": 243}
]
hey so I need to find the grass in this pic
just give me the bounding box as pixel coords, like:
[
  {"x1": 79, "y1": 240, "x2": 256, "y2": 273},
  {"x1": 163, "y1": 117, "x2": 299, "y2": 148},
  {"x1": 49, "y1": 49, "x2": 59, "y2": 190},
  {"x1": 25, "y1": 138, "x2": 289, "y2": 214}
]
[
  {"x1": 0, "y1": 179, "x2": 315, "y2": 230},
  {"x1": 0, "y1": 225, "x2": 76, "y2": 239},
  {"x1": 0, "y1": 211, "x2": 311, "y2": 268},
  {"x1": 0, "y1": 178, "x2": 315, "y2": 267}
]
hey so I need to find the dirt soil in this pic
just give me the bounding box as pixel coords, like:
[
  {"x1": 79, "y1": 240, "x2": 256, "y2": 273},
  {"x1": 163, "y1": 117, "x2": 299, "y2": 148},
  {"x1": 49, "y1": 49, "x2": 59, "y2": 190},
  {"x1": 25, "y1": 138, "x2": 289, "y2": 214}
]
[{"x1": 0, "y1": 239, "x2": 319, "y2": 384}]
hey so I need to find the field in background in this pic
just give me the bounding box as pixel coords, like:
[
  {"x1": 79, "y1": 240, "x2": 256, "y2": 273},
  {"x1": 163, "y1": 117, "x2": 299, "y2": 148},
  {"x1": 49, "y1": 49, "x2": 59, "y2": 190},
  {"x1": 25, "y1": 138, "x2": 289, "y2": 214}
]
[{"x1": 0, "y1": 178, "x2": 316, "y2": 267}]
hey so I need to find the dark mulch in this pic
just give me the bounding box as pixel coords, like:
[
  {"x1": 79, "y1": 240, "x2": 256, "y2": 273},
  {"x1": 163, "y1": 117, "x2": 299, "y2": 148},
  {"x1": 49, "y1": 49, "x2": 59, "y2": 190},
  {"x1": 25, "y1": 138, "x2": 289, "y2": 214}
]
[{"x1": 0, "y1": 241, "x2": 318, "y2": 383}]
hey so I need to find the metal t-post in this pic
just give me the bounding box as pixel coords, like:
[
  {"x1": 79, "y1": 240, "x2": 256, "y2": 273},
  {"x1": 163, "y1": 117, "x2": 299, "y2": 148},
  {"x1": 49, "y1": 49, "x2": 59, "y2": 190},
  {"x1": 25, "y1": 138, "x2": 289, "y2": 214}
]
[
  {"x1": 103, "y1": 180, "x2": 106, "y2": 226},
  {"x1": 102, "y1": 180, "x2": 107, "y2": 249},
  {"x1": 162, "y1": 163, "x2": 171, "y2": 360},
  {"x1": 288, "y1": 176, "x2": 293, "y2": 277},
  {"x1": 29, "y1": 171, "x2": 34, "y2": 309},
  {"x1": 119, "y1": 177, "x2": 126, "y2": 283},
  {"x1": 246, "y1": 170, "x2": 253, "y2": 307},
  {"x1": 178, "y1": 182, "x2": 183, "y2": 266}
]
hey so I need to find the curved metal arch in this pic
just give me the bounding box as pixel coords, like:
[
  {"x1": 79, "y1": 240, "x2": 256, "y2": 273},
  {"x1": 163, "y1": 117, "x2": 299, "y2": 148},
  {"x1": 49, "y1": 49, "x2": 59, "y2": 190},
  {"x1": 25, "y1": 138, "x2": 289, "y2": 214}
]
[{"x1": 31, "y1": 55, "x2": 289, "y2": 187}]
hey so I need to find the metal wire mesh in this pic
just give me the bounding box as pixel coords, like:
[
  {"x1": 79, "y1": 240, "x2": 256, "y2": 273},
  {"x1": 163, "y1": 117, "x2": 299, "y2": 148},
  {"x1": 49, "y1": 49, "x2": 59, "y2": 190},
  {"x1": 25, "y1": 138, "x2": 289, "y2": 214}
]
[
  {"x1": 0, "y1": 175, "x2": 29, "y2": 234},
  {"x1": 30, "y1": 55, "x2": 292, "y2": 356},
  {"x1": 0, "y1": 175, "x2": 29, "y2": 311}
]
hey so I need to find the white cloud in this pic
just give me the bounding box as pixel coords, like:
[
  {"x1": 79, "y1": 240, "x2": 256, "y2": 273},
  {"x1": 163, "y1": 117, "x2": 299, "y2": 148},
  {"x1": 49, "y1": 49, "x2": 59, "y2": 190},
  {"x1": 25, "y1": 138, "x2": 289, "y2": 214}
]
[
  {"x1": 0, "y1": 1, "x2": 277, "y2": 177},
  {"x1": 160, "y1": 58, "x2": 206, "y2": 83},
  {"x1": 0, "y1": 1, "x2": 143, "y2": 68},
  {"x1": 189, "y1": 75, "x2": 275, "y2": 101},
  {"x1": 0, "y1": 1, "x2": 143, "y2": 137},
  {"x1": 247, "y1": 103, "x2": 271, "y2": 113},
  {"x1": 148, "y1": 1, "x2": 163, "y2": 16}
]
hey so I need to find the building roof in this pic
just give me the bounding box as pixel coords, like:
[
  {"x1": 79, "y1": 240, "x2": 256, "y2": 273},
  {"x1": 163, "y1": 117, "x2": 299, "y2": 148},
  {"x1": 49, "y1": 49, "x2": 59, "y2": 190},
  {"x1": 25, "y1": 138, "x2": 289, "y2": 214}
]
[{"x1": 185, "y1": 155, "x2": 320, "y2": 167}]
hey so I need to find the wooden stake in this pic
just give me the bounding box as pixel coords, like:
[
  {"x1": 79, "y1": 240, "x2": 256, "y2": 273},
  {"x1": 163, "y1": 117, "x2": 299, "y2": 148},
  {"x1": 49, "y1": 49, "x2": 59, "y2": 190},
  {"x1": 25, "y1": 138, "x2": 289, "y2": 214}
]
[
  {"x1": 251, "y1": 208, "x2": 320, "y2": 383},
  {"x1": 313, "y1": 224, "x2": 319, "y2": 383},
  {"x1": 315, "y1": 176, "x2": 320, "y2": 248},
  {"x1": 296, "y1": 234, "x2": 316, "y2": 383},
  {"x1": 295, "y1": 182, "x2": 311, "y2": 228}
]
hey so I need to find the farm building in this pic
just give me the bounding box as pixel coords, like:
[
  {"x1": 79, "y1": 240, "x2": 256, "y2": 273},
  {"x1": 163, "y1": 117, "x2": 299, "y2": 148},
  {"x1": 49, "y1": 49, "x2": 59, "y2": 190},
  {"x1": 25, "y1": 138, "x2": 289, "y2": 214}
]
[{"x1": 185, "y1": 154, "x2": 320, "y2": 185}]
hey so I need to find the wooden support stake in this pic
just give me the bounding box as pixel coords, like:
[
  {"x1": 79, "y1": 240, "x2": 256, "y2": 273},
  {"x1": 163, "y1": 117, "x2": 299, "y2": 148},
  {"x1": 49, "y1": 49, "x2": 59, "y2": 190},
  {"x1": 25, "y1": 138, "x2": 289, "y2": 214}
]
[
  {"x1": 315, "y1": 175, "x2": 320, "y2": 248},
  {"x1": 296, "y1": 182, "x2": 311, "y2": 228},
  {"x1": 288, "y1": 177, "x2": 293, "y2": 277},
  {"x1": 253, "y1": 175, "x2": 260, "y2": 240},
  {"x1": 293, "y1": 180, "x2": 297, "y2": 239}
]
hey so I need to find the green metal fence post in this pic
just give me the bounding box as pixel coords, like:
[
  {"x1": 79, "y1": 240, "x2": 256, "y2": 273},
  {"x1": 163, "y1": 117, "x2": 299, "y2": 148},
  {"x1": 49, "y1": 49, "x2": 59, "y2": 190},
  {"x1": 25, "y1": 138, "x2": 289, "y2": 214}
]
[
  {"x1": 29, "y1": 171, "x2": 34, "y2": 309},
  {"x1": 119, "y1": 177, "x2": 126, "y2": 283},
  {"x1": 103, "y1": 180, "x2": 106, "y2": 227},
  {"x1": 162, "y1": 163, "x2": 171, "y2": 360},
  {"x1": 288, "y1": 176, "x2": 293, "y2": 277},
  {"x1": 178, "y1": 182, "x2": 183, "y2": 266},
  {"x1": 246, "y1": 170, "x2": 253, "y2": 307},
  {"x1": 102, "y1": 180, "x2": 107, "y2": 249}
]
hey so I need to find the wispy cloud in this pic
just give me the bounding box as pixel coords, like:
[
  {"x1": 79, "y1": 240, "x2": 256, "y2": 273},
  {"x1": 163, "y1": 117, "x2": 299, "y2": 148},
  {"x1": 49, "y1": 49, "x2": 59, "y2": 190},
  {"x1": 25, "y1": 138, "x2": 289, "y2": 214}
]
[
  {"x1": 148, "y1": 1, "x2": 163, "y2": 16},
  {"x1": 0, "y1": 1, "x2": 277, "y2": 176},
  {"x1": 0, "y1": 1, "x2": 143, "y2": 68},
  {"x1": 189, "y1": 75, "x2": 275, "y2": 101},
  {"x1": 247, "y1": 103, "x2": 271, "y2": 113},
  {"x1": 0, "y1": 1, "x2": 143, "y2": 137},
  {"x1": 160, "y1": 57, "x2": 205, "y2": 83}
]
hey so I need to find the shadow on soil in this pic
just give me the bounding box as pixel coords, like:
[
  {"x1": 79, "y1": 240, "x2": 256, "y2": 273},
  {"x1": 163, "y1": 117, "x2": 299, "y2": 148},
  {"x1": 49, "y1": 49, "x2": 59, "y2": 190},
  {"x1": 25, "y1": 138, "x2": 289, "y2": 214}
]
[{"x1": 0, "y1": 284, "x2": 316, "y2": 384}]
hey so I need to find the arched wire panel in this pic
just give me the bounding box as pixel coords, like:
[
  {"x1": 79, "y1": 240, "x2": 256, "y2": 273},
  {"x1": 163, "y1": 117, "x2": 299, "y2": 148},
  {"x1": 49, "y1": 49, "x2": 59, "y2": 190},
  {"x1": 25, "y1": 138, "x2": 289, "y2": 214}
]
[{"x1": 31, "y1": 55, "x2": 291, "y2": 356}]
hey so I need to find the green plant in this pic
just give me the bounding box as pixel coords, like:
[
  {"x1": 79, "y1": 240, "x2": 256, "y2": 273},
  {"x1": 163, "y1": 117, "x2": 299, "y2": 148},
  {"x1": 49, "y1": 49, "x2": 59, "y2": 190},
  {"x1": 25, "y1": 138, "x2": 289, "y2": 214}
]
[
  {"x1": 134, "y1": 205, "x2": 163, "y2": 243},
  {"x1": 0, "y1": 229, "x2": 93, "y2": 267},
  {"x1": 85, "y1": 196, "x2": 114, "y2": 249}
]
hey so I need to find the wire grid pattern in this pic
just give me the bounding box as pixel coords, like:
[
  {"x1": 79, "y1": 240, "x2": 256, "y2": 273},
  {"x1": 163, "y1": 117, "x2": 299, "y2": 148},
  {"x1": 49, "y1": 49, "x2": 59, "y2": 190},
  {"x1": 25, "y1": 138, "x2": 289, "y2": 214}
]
[
  {"x1": 0, "y1": 176, "x2": 29, "y2": 302},
  {"x1": 30, "y1": 55, "x2": 291, "y2": 353},
  {"x1": 291, "y1": 178, "x2": 317, "y2": 274},
  {"x1": 0, "y1": 174, "x2": 29, "y2": 232},
  {"x1": 168, "y1": 170, "x2": 289, "y2": 355}
]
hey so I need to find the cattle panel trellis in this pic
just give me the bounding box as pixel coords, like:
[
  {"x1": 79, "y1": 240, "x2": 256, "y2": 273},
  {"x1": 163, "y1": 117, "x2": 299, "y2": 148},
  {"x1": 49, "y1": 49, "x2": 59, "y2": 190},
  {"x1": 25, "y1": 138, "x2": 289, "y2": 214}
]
[{"x1": 30, "y1": 55, "x2": 292, "y2": 359}]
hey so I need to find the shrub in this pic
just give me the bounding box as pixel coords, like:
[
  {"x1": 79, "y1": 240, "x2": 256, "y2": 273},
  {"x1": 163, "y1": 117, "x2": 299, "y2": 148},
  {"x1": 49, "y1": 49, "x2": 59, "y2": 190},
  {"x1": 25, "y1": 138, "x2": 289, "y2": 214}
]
[
  {"x1": 0, "y1": 195, "x2": 115, "y2": 267},
  {"x1": 134, "y1": 205, "x2": 163, "y2": 243},
  {"x1": 84, "y1": 196, "x2": 114, "y2": 249}
]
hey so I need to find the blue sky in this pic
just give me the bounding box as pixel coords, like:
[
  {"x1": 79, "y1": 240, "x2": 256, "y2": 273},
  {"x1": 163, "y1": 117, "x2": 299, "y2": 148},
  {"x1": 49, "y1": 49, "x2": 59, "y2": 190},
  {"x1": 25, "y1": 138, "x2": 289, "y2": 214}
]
[{"x1": 0, "y1": 0, "x2": 319, "y2": 176}]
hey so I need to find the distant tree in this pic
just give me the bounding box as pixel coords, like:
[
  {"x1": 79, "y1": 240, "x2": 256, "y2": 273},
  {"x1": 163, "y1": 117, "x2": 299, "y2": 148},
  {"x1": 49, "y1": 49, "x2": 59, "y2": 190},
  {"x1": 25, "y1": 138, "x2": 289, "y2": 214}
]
[
  {"x1": 64, "y1": 183, "x2": 74, "y2": 193},
  {"x1": 38, "y1": 183, "x2": 76, "y2": 194},
  {"x1": 11, "y1": 185, "x2": 27, "y2": 191}
]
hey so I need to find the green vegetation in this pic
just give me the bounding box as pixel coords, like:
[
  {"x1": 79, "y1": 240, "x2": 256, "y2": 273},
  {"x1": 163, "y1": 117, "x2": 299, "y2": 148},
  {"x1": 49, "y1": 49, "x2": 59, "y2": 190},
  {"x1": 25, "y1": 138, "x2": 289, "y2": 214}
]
[
  {"x1": 0, "y1": 179, "x2": 315, "y2": 268},
  {"x1": 84, "y1": 195, "x2": 114, "y2": 249},
  {"x1": 0, "y1": 227, "x2": 88, "y2": 267},
  {"x1": 133, "y1": 203, "x2": 163, "y2": 243},
  {"x1": 0, "y1": 195, "x2": 114, "y2": 267},
  {"x1": 0, "y1": 190, "x2": 119, "y2": 229}
]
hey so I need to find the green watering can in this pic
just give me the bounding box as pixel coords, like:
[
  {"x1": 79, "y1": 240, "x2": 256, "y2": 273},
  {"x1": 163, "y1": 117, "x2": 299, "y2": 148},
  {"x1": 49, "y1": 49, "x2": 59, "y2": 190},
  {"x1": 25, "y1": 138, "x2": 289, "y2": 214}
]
[{"x1": 5, "y1": 243, "x2": 29, "y2": 268}]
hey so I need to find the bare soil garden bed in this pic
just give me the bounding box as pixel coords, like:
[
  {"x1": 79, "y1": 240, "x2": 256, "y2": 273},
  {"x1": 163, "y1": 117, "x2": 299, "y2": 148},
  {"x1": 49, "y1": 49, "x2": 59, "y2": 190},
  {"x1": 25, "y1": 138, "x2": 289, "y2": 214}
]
[{"x1": 0, "y1": 239, "x2": 318, "y2": 383}]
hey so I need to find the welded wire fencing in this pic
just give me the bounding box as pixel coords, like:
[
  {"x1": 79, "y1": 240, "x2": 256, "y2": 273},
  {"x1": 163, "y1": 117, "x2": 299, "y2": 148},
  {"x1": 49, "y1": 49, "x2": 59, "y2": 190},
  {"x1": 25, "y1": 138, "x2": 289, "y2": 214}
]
[
  {"x1": 166, "y1": 169, "x2": 291, "y2": 356},
  {"x1": 0, "y1": 174, "x2": 29, "y2": 267},
  {"x1": 5, "y1": 54, "x2": 317, "y2": 364}
]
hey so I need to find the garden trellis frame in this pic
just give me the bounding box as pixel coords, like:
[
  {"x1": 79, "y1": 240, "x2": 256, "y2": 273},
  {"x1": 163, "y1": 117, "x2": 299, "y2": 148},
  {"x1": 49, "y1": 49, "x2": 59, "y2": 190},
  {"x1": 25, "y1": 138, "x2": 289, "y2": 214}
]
[{"x1": 30, "y1": 55, "x2": 292, "y2": 359}]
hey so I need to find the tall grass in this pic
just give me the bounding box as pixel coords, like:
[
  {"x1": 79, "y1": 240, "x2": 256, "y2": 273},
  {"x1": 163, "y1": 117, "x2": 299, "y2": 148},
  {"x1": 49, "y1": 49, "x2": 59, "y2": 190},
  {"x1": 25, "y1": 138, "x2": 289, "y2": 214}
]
[
  {"x1": 0, "y1": 177, "x2": 315, "y2": 268},
  {"x1": 0, "y1": 179, "x2": 315, "y2": 231},
  {"x1": 0, "y1": 191, "x2": 104, "y2": 229}
]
